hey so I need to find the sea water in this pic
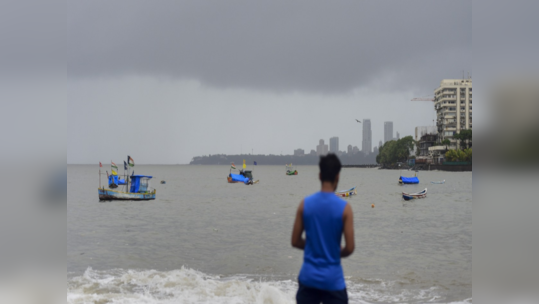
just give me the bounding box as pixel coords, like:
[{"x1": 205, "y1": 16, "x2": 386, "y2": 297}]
[{"x1": 68, "y1": 165, "x2": 472, "y2": 303}]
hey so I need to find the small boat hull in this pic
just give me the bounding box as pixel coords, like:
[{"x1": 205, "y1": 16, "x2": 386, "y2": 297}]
[
  {"x1": 431, "y1": 180, "x2": 445, "y2": 184},
  {"x1": 227, "y1": 176, "x2": 241, "y2": 183},
  {"x1": 286, "y1": 170, "x2": 298, "y2": 175},
  {"x1": 402, "y1": 188, "x2": 427, "y2": 201},
  {"x1": 227, "y1": 176, "x2": 259, "y2": 185},
  {"x1": 98, "y1": 188, "x2": 156, "y2": 201}
]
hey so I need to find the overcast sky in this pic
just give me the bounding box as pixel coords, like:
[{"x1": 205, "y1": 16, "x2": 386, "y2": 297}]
[{"x1": 67, "y1": 1, "x2": 472, "y2": 164}]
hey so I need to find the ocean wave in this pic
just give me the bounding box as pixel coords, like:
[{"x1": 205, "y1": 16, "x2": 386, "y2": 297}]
[{"x1": 67, "y1": 267, "x2": 471, "y2": 304}]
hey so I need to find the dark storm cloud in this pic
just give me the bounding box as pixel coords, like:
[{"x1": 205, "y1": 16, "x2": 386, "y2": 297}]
[{"x1": 68, "y1": 1, "x2": 471, "y2": 93}]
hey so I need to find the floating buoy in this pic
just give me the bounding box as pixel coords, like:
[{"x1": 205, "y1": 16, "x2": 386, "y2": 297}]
[{"x1": 371, "y1": 204, "x2": 375, "y2": 208}]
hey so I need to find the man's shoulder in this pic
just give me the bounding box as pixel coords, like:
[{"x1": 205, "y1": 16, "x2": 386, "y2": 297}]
[
  {"x1": 304, "y1": 191, "x2": 348, "y2": 205},
  {"x1": 304, "y1": 191, "x2": 321, "y2": 202},
  {"x1": 332, "y1": 195, "x2": 348, "y2": 209}
]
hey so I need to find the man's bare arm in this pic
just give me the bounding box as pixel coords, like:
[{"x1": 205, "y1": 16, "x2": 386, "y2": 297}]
[
  {"x1": 291, "y1": 200, "x2": 306, "y2": 250},
  {"x1": 340, "y1": 204, "x2": 355, "y2": 257}
]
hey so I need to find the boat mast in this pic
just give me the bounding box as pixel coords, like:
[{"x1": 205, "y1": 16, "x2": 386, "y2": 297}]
[{"x1": 126, "y1": 156, "x2": 130, "y2": 193}]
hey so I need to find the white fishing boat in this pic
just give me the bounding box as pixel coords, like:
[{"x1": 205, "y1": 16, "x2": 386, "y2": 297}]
[{"x1": 402, "y1": 188, "x2": 427, "y2": 201}]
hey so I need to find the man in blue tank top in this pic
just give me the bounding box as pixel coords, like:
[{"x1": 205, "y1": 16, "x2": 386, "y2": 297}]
[{"x1": 291, "y1": 154, "x2": 355, "y2": 304}]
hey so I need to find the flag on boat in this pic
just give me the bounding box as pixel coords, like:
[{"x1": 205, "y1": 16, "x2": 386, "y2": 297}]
[
  {"x1": 124, "y1": 161, "x2": 127, "y2": 170},
  {"x1": 111, "y1": 169, "x2": 118, "y2": 176},
  {"x1": 99, "y1": 162, "x2": 102, "y2": 167},
  {"x1": 243, "y1": 159, "x2": 246, "y2": 169},
  {"x1": 254, "y1": 161, "x2": 257, "y2": 165},
  {"x1": 231, "y1": 162, "x2": 236, "y2": 170},
  {"x1": 128, "y1": 156, "x2": 135, "y2": 167},
  {"x1": 111, "y1": 161, "x2": 118, "y2": 170}
]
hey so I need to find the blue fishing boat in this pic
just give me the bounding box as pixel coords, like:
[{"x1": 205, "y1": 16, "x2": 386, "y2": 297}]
[
  {"x1": 98, "y1": 156, "x2": 156, "y2": 201},
  {"x1": 226, "y1": 161, "x2": 259, "y2": 185},
  {"x1": 399, "y1": 176, "x2": 419, "y2": 184},
  {"x1": 398, "y1": 164, "x2": 419, "y2": 184}
]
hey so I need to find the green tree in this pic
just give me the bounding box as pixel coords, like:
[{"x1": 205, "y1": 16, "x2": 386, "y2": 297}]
[
  {"x1": 457, "y1": 149, "x2": 467, "y2": 161},
  {"x1": 376, "y1": 136, "x2": 415, "y2": 166},
  {"x1": 464, "y1": 148, "x2": 472, "y2": 161},
  {"x1": 454, "y1": 129, "x2": 472, "y2": 149},
  {"x1": 445, "y1": 149, "x2": 458, "y2": 161}
]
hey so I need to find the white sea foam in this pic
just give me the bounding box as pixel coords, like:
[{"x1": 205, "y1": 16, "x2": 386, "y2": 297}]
[{"x1": 67, "y1": 267, "x2": 470, "y2": 304}]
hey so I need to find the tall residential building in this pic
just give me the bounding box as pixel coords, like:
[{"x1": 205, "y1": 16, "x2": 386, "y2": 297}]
[
  {"x1": 347, "y1": 145, "x2": 352, "y2": 154},
  {"x1": 396, "y1": 132, "x2": 400, "y2": 140},
  {"x1": 316, "y1": 139, "x2": 329, "y2": 156},
  {"x1": 384, "y1": 121, "x2": 393, "y2": 143},
  {"x1": 379, "y1": 140, "x2": 383, "y2": 149},
  {"x1": 362, "y1": 119, "x2": 372, "y2": 154},
  {"x1": 434, "y1": 78, "x2": 472, "y2": 149},
  {"x1": 329, "y1": 137, "x2": 339, "y2": 153},
  {"x1": 294, "y1": 149, "x2": 304, "y2": 156}
]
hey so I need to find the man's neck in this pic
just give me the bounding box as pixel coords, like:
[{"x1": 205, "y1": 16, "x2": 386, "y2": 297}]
[{"x1": 321, "y1": 182, "x2": 336, "y2": 193}]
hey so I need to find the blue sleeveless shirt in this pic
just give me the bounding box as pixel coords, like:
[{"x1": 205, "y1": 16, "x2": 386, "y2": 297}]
[{"x1": 298, "y1": 191, "x2": 348, "y2": 291}]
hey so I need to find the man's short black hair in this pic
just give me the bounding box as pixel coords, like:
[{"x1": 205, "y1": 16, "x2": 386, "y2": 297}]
[{"x1": 319, "y1": 153, "x2": 342, "y2": 183}]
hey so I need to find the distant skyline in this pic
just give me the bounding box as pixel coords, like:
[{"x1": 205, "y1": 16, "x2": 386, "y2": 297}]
[
  {"x1": 384, "y1": 122, "x2": 394, "y2": 143},
  {"x1": 67, "y1": 1, "x2": 470, "y2": 164},
  {"x1": 362, "y1": 119, "x2": 372, "y2": 154}
]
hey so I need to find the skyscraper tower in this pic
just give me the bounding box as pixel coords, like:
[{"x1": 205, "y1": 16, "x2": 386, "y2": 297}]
[
  {"x1": 329, "y1": 137, "x2": 339, "y2": 153},
  {"x1": 384, "y1": 121, "x2": 393, "y2": 143},
  {"x1": 362, "y1": 119, "x2": 372, "y2": 154}
]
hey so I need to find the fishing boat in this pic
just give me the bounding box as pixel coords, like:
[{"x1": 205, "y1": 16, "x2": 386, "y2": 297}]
[
  {"x1": 399, "y1": 176, "x2": 419, "y2": 184},
  {"x1": 402, "y1": 188, "x2": 427, "y2": 201},
  {"x1": 335, "y1": 187, "x2": 357, "y2": 198},
  {"x1": 227, "y1": 161, "x2": 259, "y2": 185},
  {"x1": 398, "y1": 164, "x2": 419, "y2": 184},
  {"x1": 98, "y1": 156, "x2": 156, "y2": 201},
  {"x1": 286, "y1": 164, "x2": 298, "y2": 175},
  {"x1": 431, "y1": 180, "x2": 445, "y2": 184}
]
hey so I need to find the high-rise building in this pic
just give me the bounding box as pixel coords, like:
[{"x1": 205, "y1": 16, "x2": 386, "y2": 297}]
[
  {"x1": 384, "y1": 121, "x2": 393, "y2": 143},
  {"x1": 294, "y1": 149, "x2": 304, "y2": 156},
  {"x1": 434, "y1": 78, "x2": 472, "y2": 149},
  {"x1": 362, "y1": 119, "x2": 372, "y2": 154},
  {"x1": 352, "y1": 146, "x2": 359, "y2": 154},
  {"x1": 329, "y1": 137, "x2": 339, "y2": 153},
  {"x1": 316, "y1": 139, "x2": 329, "y2": 156},
  {"x1": 396, "y1": 132, "x2": 400, "y2": 140},
  {"x1": 347, "y1": 145, "x2": 352, "y2": 154},
  {"x1": 373, "y1": 146, "x2": 379, "y2": 155},
  {"x1": 379, "y1": 140, "x2": 383, "y2": 149}
]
